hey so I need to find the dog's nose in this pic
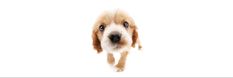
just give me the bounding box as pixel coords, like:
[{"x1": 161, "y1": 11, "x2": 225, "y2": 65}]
[{"x1": 109, "y1": 33, "x2": 121, "y2": 43}]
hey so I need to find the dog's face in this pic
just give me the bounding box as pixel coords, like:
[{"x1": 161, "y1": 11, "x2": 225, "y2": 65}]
[{"x1": 92, "y1": 10, "x2": 138, "y2": 53}]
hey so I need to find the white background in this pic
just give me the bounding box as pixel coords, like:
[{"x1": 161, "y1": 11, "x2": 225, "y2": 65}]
[{"x1": 0, "y1": 0, "x2": 233, "y2": 77}]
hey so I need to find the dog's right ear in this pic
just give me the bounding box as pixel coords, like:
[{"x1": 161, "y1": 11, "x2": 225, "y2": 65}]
[{"x1": 92, "y1": 30, "x2": 102, "y2": 53}]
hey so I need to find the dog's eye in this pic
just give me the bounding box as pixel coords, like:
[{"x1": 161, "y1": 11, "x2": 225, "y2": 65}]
[
  {"x1": 99, "y1": 24, "x2": 105, "y2": 32},
  {"x1": 123, "y1": 21, "x2": 129, "y2": 28}
]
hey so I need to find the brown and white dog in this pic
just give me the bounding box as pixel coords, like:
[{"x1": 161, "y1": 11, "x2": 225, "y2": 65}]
[{"x1": 92, "y1": 10, "x2": 142, "y2": 72}]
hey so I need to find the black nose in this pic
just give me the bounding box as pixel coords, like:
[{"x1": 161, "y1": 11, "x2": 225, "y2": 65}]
[{"x1": 109, "y1": 33, "x2": 121, "y2": 43}]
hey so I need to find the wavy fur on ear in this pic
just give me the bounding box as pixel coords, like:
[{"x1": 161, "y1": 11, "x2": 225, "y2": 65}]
[
  {"x1": 131, "y1": 28, "x2": 138, "y2": 48},
  {"x1": 92, "y1": 30, "x2": 102, "y2": 53}
]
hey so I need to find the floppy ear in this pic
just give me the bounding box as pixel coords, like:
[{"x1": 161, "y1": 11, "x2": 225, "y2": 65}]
[
  {"x1": 131, "y1": 28, "x2": 138, "y2": 48},
  {"x1": 92, "y1": 30, "x2": 102, "y2": 53}
]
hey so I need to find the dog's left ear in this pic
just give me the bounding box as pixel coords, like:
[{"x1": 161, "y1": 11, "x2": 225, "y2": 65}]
[{"x1": 132, "y1": 28, "x2": 138, "y2": 48}]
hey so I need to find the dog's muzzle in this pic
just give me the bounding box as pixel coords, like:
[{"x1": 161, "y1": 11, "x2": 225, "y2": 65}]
[{"x1": 108, "y1": 31, "x2": 121, "y2": 43}]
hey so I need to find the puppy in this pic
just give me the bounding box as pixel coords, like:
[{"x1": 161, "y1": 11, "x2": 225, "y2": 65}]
[{"x1": 92, "y1": 10, "x2": 142, "y2": 72}]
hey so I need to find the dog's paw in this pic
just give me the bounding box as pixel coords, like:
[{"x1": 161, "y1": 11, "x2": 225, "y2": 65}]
[
  {"x1": 138, "y1": 45, "x2": 142, "y2": 50},
  {"x1": 113, "y1": 66, "x2": 124, "y2": 72},
  {"x1": 114, "y1": 64, "x2": 125, "y2": 72},
  {"x1": 116, "y1": 67, "x2": 124, "y2": 72}
]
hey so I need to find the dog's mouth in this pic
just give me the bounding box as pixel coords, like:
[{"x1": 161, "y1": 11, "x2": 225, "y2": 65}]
[{"x1": 111, "y1": 40, "x2": 127, "y2": 49}]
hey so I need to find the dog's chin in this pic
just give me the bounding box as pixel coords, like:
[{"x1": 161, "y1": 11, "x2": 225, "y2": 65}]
[
  {"x1": 109, "y1": 45, "x2": 130, "y2": 53},
  {"x1": 101, "y1": 40, "x2": 132, "y2": 53},
  {"x1": 112, "y1": 44, "x2": 124, "y2": 51}
]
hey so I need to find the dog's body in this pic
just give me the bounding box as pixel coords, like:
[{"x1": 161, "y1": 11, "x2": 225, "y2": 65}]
[{"x1": 92, "y1": 10, "x2": 142, "y2": 72}]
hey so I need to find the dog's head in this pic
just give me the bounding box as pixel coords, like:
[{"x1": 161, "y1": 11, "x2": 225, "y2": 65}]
[{"x1": 92, "y1": 10, "x2": 138, "y2": 53}]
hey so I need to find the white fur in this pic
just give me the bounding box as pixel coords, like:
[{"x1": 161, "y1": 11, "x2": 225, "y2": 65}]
[{"x1": 101, "y1": 22, "x2": 132, "y2": 53}]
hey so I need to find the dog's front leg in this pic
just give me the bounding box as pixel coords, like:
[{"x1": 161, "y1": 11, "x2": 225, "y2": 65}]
[
  {"x1": 115, "y1": 51, "x2": 128, "y2": 72},
  {"x1": 107, "y1": 53, "x2": 115, "y2": 65}
]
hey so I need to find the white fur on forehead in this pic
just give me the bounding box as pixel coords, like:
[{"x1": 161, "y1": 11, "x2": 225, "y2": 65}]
[
  {"x1": 107, "y1": 22, "x2": 124, "y2": 34},
  {"x1": 100, "y1": 22, "x2": 132, "y2": 53}
]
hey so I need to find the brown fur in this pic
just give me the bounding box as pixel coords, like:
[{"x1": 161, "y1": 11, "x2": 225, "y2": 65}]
[
  {"x1": 92, "y1": 30, "x2": 102, "y2": 53},
  {"x1": 119, "y1": 39, "x2": 127, "y2": 48},
  {"x1": 115, "y1": 51, "x2": 128, "y2": 72},
  {"x1": 132, "y1": 29, "x2": 138, "y2": 48},
  {"x1": 107, "y1": 53, "x2": 115, "y2": 65}
]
